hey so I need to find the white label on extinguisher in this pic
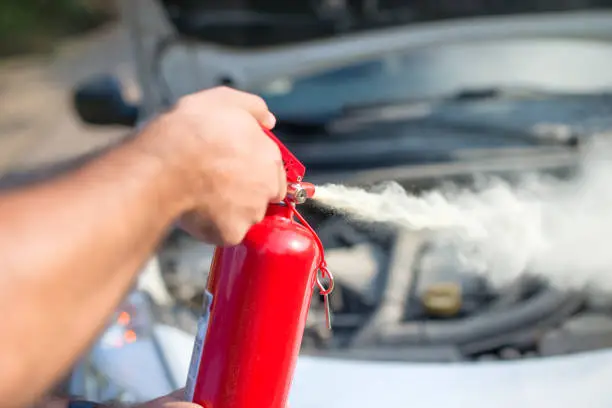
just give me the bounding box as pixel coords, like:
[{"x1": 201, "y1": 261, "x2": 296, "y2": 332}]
[{"x1": 184, "y1": 290, "x2": 214, "y2": 402}]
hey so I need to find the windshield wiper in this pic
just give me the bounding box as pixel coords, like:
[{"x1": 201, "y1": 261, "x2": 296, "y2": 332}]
[
  {"x1": 330, "y1": 85, "x2": 601, "y2": 147},
  {"x1": 342, "y1": 85, "x2": 609, "y2": 112}
]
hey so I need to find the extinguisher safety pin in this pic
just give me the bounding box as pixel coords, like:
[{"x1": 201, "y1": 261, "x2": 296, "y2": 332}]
[
  {"x1": 316, "y1": 265, "x2": 334, "y2": 296},
  {"x1": 317, "y1": 265, "x2": 334, "y2": 330}
]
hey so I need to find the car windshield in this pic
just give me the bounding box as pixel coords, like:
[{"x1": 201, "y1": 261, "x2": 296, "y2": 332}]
[{"x1": 254, "y1": 38, "x2": 612, "y2": 120}]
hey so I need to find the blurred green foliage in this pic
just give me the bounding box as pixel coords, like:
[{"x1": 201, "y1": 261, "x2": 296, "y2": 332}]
[{"x1": 0, "y1": 0, "x2": 116, "y2": 56}]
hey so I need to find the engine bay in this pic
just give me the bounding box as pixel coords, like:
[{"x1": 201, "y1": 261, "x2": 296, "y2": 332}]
[
  {"x1": 158, "y1": 165, "x2": 612, "y2": 364},
  {"x1": 302, "y1": 215, "x2": 612, "y2": 362}
]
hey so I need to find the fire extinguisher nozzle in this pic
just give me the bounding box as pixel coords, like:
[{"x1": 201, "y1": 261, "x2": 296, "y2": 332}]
[
  {"x1": 286, "y1": 182, "x2": 316, "y2": 204},
  {"x1": 301, "y1": 182, "x2": 316, "y2": 199}
]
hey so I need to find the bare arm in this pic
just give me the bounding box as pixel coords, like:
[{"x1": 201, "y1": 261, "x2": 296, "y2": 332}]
[
  {"x1": 0, "y1": 128, "x2": 191, "y2": 408},
  {"x1": 0, "y1": 86, "x2": 284, "y2": 408}
]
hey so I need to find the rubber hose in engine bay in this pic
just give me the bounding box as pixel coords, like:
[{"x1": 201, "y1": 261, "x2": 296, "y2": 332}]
[{"x1": 348, "y1": 229, "x2": 583, "y2": 348}]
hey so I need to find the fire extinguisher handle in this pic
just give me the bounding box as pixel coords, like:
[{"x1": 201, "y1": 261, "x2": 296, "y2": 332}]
[{"x1": 262, "y1": 127, "x2": 306, "y2": 185}]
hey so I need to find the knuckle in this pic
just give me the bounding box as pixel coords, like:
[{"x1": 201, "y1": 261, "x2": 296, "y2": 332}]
[
  {"x1": 175, "y1": 94, "x2": 192, "y2": 110},
  {"x1": 215, "y1": 105, "x2": 244, "y2": 124},
  {"x1": 212, "y1": 85, "x2": 235, "y2": 96},
  {"x1": 175, "y1": 93, "x2": 204, "y2": 115},
  {"x1": 247, "y1": 93, "x2": 268, "y2": 110},
  {"x1": 182, "y1": 89, "x2": 204, "y2": 103},
  {"x1": 214, "y1": 86, "x2": 268, "y2": 111}
]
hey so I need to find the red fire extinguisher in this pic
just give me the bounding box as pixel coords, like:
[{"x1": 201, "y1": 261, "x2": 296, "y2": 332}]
[{"x1": 184, "y1": 128, "x2": 334, "y2": 408}]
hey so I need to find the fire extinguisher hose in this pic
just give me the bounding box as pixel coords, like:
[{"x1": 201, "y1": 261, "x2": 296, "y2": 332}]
[{"x1": 285, "y1": 197, "x2": 334, "y2": 297}]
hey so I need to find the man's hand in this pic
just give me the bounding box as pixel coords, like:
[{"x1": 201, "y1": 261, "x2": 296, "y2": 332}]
[{"x1": 138, "y1": 86, "x2": 288, "y2": 246}]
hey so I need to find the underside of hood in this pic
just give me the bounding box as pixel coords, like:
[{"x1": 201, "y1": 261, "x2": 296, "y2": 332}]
[{"x1": 158, "y1": 0, "x2": 612, "y2": 47}]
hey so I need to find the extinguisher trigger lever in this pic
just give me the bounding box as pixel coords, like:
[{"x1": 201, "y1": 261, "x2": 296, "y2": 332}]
[{"x1": 261, "y1": 127, "x2": 306, "y2": 185}]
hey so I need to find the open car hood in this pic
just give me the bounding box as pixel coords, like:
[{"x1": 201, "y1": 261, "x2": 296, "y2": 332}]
[
  {"x1": 149, "y1": 324, "x2": 612, "y2": 408},
  {"x1": 158, "y1": 0, "x2": 612, "y2": 48}
]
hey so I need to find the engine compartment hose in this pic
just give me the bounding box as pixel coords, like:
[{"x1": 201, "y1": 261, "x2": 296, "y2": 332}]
[
  {"x1": 377, "y1": 288, "x2": 571, "y2": 346},
  {"x1": 351, "y1": 230, "x2": 426, "y2": 347},
  {"x1": 458, "y1": 293, "x2": 583, "y2": 355}
]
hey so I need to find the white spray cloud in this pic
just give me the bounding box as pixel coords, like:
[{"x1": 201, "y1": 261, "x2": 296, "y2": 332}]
[{"x1": 313, "y1": 136, "x2": 612, "y2": 291}]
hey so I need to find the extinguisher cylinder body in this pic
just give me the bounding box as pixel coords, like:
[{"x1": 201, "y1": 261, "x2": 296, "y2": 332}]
[{"x1": 189, "y1": 203, "x2": 321, "y2": 408}]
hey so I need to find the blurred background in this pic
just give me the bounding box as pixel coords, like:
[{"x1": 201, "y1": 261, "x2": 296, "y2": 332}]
[{"x1": 0, "y1": 0, "x2": 129, "y2": 174}]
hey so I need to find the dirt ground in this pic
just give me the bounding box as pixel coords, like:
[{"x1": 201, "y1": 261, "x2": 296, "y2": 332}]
[{"x1": 0, "y1": 22, "x2": 139, "y2": 176}]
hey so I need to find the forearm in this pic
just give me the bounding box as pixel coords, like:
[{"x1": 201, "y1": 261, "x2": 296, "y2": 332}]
[{"x1": 0, "y1": 126, "x2": 190, "y2": 407}]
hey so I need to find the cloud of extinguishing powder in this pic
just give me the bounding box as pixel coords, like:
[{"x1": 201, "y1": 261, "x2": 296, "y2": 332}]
[{"x1": 313, "y1": 136, "x2": 612, "y2": 292}]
